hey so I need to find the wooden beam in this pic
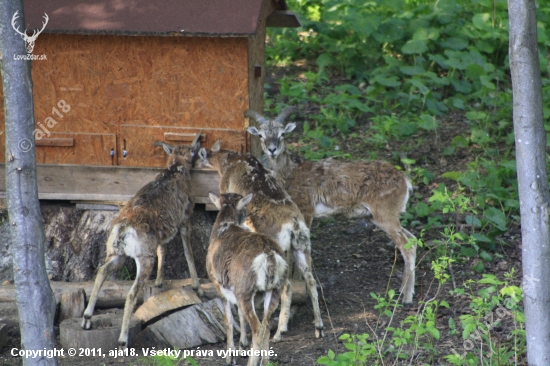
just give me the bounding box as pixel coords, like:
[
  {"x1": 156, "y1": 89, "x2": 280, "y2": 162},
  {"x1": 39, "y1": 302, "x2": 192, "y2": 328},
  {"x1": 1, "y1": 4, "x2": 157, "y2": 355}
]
[
  {"x1": 0, "y1": 164, "x2": 220, "y2": 207},
  {"x1": 266, "y1": 11, "x2": 301, "y2": 28},
  {"x1": 35, "y1": 138, "x2": 74, "y2": 147},
  {"x1": 163, "y1": 132, "x2": 206, "y2": 143}
]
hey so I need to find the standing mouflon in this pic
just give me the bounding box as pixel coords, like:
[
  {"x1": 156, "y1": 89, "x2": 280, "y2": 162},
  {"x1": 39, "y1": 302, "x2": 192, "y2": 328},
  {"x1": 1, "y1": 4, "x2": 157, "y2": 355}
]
[
  {"x1": 82, "y1": 132, "x2": 203, "y2": 349},
  {"x1": 246, "y1": 108, "x2": 417, "y2": 304}
]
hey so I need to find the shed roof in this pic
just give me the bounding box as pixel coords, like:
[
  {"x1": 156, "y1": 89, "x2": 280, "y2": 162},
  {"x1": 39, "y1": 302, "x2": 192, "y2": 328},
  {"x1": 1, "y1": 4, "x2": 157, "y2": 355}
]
[{"x1": 23, "y1": 0, "x2": 288, "y2": 36}]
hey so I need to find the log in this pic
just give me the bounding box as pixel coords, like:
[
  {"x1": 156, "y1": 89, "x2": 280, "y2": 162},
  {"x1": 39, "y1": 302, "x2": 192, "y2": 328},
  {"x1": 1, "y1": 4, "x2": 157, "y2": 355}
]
[
  {"x1": 59, "y1": 313, "x2": 141, "y2": 351},
  {"x1": 0, "y1": 323, "x2": 7, "y2": 350},
  {"x1": 144, "y1": 298, "x2": 235, "y2": 349},
  {"x1": 135, "y1": 287, "x2": 202, "y2": 323},
  {"x1": 0, "y1": 278, "x2": 306, "y2": 307},
  {"x1": 59, "y1": 288, "x2": 86, "y2": 322}
]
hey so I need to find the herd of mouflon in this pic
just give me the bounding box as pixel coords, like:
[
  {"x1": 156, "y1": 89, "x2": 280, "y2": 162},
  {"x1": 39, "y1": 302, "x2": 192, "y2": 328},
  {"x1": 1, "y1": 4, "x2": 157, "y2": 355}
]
[{"x1": 81, "y1": 108, "x2": 416, "y2": 366}]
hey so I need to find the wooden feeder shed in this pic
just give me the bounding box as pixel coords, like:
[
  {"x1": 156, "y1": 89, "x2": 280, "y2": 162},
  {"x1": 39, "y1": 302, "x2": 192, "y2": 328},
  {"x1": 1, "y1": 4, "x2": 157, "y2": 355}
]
[{"x1": 0, "y1": 0, "x2": 300, "y2": 207}]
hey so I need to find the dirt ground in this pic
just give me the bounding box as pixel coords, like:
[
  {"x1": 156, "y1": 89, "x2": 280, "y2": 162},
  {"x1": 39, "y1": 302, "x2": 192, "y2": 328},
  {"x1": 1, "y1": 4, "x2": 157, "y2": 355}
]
[{"x1": 0, "y1": 110, "x2": 523, "y2": 365}]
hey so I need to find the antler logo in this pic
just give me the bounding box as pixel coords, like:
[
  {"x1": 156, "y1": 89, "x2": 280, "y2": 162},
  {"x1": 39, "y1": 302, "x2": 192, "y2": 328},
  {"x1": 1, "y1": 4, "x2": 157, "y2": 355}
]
[{"x1": 11, "y1": 11, "x2": 48, "y2": 54}]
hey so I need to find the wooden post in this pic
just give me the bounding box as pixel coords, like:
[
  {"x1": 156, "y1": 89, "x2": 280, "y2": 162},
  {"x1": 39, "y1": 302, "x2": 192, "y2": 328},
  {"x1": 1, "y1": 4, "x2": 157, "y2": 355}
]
[{"x1": 59, "y1": 289, "x2": 86, "y2": 322}]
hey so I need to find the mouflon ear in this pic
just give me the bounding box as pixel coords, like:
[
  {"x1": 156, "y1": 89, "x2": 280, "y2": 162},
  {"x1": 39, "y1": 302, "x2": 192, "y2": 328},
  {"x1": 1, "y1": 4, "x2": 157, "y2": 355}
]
[
  {"x1": 154, "y1": 141, "x2": 174, "y2": 155},
  {"x1": 212, "y1": 140, "x2": 221, "y2": 152},
  {"x1": 236, "y1": 193, "x2": 254, "y2": 211},
  {"x1": 283, "y1": 123, "x2": 296, "y2": 134},
  {"x1": 247, "y1": 126, "x2": 261, "y2": 136},
  {"x1": 208, "y1": 192, "x2": 221, "y2": 210}
]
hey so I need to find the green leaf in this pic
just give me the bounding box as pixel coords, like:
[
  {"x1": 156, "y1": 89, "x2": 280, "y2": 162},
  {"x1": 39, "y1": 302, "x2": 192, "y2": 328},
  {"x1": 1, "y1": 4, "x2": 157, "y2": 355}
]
[
  {"x1": 413, "y1": 27, "x2": 440, "y2": 41},
  {"x1": 451, "y1": 98, "x2": 466, "y2": 110},
  {"x1": 316, "y1": 53, "x2": 335, "y2": 69},
  {"x1": 473, "y1": 13, "x2": 491, "y2": 29},
  {"x1": 339, "y1": 333, "x2": 350, "y2": 340},
  {"x1": 465, "y1": 215, "x2": 482, "y2": 227},
  {"x1": 463, "y1": 323, "x2": 477, "y2": 339},
  {"x1": 484, "y1": 207, "x2": 507, "y2": 231},
  {"x1": 461, "y1": 247, "x2": 477, "y2": 257},
  {"x1": 317, "y1": 356, "x2": 330, "y2": 364},
  {"x1": 372, "y1": 75, "x2": 401, "y2": 87},
  {"x1": 440, "y1": 37, "x2": 469, "y2": 50},
  {"x1": 402, "y1": 39, "x2": 428, "y2": 54},
  {"x1": 408, "y1": 78, "x2": 430, "y2": 95},
  {"x1": 427, "y1": 326, "x2": 441, "y2": 340},
  {"x1": 442, "y1": 171, "x2": 461, "y2": 181},
  {"x1": 443, "y1": 146, "x2": 455, "y2": 156},
  {"x1": 319, "y1": 135, "x2": 332, "y2": 148},
  {"x1": 418, "y1": 114, "x2": 438, "y2": 130},
  {"x1": 452, "y1": 136, "x2": 469, "y2": 148},
  {"x1": 399, "y1": 65, "x2": 425, "y2": 75},
  {"x1": 415, "y1": 202, "x2": 430, "y2": 217},
  {"x1": 465, "y1": 64, "x2": 487, "y2": 80},
  {"x1": 473, "y1": 262, "x2": 485, "y2": 273},
  {"x1": 465, "y1": 111, "x2": 487, "y2": 121},
  {"x1": 480, "y1": 251, "x2": 493, "y2": 261}
]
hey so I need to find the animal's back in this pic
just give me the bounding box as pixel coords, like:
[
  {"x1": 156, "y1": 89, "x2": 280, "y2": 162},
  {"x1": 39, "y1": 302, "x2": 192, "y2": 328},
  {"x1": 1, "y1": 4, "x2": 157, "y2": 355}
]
[
  {"x1": 208, "y1": 227, "x2": 285, "y2": 295},
  {"x1": 114, "y1": 169, "x2": 193, "y2": 240},
  {"x1": 221, "y1": 154, "x2": 305, "y2": 240},
  {"x1": 286, "y1": 158, "x2": 410, "y2": 219}
]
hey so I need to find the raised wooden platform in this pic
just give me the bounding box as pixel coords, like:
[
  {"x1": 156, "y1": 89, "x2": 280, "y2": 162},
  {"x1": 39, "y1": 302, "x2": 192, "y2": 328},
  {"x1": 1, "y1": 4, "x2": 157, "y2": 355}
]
[{"x1": 0, "y1": 164, "x2": 220, "y2": 210}]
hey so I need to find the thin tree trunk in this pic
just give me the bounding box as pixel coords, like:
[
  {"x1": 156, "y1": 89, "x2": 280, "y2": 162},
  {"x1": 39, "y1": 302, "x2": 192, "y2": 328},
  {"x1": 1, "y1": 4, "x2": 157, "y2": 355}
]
[
  {"x1": 0, "y1": 1, "x2": 58, "y2": 365},
  {"x1": 508, "y1": 0, "x2": 550, "y2": 363}
]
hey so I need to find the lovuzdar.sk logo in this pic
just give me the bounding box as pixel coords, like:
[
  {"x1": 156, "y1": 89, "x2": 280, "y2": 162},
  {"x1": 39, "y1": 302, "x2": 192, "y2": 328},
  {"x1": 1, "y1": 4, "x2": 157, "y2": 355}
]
[{"x1": 11, "y1": 10, "x2": 48, "y2": 60}]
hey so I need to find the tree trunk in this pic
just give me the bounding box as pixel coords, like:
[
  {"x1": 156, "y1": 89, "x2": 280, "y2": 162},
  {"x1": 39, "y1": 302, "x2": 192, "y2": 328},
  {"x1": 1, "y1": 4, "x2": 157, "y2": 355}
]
[
  {"x1": 0, "y1": 1, "x2": 58, "y2": 365},
  {"x1": 508, "y1": 0, "x2": 550, "y2": 363}
]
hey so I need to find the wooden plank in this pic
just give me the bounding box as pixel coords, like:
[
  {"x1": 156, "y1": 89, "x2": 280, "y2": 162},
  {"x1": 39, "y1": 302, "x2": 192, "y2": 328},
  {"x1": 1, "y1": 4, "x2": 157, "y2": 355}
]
[
  {"x1": 164, "y1": 132, "x2": 206, "y2": 143},
  {"x1": 0, "y1": 164, "x2": 220, "y2": 203},
  {"x1": 120, "y1": 125, "x2": 246, "y2": 167},
  {"x1": 36, "y1": 138, "x2": 74, "y2": 147}
]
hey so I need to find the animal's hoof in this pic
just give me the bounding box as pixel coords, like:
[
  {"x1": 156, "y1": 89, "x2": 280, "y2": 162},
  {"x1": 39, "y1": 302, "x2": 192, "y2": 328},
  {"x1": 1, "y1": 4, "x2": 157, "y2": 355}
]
[
  {"x1": 118, "y1": 341, "x2": 127, "y2": 351},
  {"x1": 154, "y1": 281, "x2": 163, "y2": 288},
  {"x1": 81, "y1": 317, "x2": 91, "y2": 330},
  {"x1": 272, "y1": 333, "x2": 283, "y2": 342},
  {"x1": 315, "y1": 327, "x2": 325, "y2": 338}
]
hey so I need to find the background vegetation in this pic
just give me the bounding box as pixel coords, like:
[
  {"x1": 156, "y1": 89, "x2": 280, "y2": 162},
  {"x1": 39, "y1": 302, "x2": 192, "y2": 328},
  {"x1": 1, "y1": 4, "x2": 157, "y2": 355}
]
[{"x1": 264, "y1": 0, "x2": 550, "y2": 363}]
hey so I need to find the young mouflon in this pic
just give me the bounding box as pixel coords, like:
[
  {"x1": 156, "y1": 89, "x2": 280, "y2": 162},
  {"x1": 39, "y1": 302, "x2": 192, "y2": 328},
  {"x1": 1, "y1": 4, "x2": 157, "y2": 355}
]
[
  {"x1": 196, "y1": 143, "x2": 324, "y2": 341},
  {"x1": 207, "y1": 192, "x2": 287, "y2": 366},
  {"x1": 82, "y1": 132, "x2": 203, "y2": 349}
]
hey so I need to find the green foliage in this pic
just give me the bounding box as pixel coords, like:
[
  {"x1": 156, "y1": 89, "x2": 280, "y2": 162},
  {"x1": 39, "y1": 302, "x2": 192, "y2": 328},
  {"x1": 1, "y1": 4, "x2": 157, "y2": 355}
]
[
  {"x1": 445, "y1": 271, "x2": 526, "y2": 365},
  {"x1": 266, "y1": 1, "x2": 537, "y2": 363},
  {"x1": 139, "y1": 351, "x2": 197, "y2": 366}
]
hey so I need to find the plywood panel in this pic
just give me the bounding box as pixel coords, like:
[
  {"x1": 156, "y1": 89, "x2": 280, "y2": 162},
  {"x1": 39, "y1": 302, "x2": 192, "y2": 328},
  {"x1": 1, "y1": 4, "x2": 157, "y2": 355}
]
[
  {"x1": 26, "y1": 35, "x2": 249, "y2": 134},
  {"x1": 119, "y1": 125, "x2": 246, "y2": 168},
  {"x1": 34, "y1": 133, "x2": 116, "y2": 165},
  {"x1": 0, "y1": 131, "x2": 114, "y2": 165}
]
